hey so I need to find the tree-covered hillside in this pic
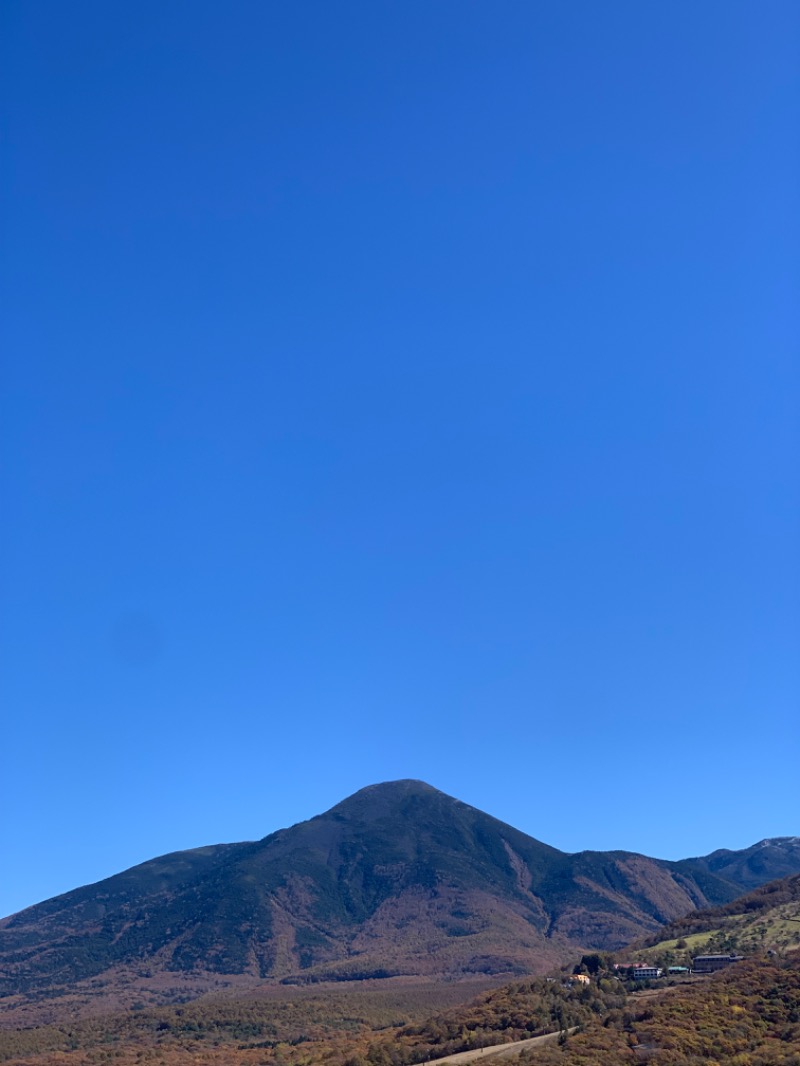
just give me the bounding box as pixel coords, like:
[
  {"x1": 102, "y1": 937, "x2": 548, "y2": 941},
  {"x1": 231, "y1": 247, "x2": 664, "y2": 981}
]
[
  {"x1": 517, "y1": 952, "x2": 800, "y2": 1066},
  {"x1": 2, "y1": 781, "x2": 762, "y2": 1007},
  {"x1": 627, "y1": 874, "x2": 800, "y2": 968}
]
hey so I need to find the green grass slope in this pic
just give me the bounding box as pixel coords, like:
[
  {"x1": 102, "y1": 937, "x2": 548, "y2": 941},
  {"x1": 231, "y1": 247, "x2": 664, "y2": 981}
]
[{"x1": 628, "y1": 873, "x2": 800, "y2": 967}]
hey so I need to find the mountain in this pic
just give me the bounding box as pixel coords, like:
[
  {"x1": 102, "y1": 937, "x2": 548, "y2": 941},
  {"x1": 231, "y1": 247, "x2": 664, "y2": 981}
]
[
  {"x1": 3, "y1": 875, "x2": 800, "y2": 1066},
  {"x1": 1, "y1": 781, "x2": 797, "y2": 1010},
  {"x1": 683, "y1": 836, "x2": 800, "y2": 892}
]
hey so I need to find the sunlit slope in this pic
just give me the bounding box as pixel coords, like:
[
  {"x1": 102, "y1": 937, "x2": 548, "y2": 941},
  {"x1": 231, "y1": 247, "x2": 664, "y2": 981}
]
[{"x1": 631, "y1": 871, "x2": 800, "y2": 962}]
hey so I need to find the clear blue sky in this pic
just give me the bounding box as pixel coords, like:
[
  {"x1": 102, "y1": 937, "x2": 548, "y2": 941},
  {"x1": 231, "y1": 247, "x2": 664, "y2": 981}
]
[{"x1": 1, "y1": 1, "x2": 798, "y2": 919}]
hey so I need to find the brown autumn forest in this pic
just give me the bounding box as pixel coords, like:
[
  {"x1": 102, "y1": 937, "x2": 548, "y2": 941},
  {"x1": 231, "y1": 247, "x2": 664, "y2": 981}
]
[
  {"x1": 2, "y1": 874, "x2": 799, "y2": 1066},
  {"x1": 2, "y1": 949, "x2": 799, "y2": 1066}
]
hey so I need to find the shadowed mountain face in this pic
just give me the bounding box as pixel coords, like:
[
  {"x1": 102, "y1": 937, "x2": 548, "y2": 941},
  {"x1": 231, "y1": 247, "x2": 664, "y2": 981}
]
[
  {"x1": 683, "y1": 837, "x2": 800, "y2": 892},
  {"x1": 1, "y1": 781, "x2": 797, "y2": 1002}
]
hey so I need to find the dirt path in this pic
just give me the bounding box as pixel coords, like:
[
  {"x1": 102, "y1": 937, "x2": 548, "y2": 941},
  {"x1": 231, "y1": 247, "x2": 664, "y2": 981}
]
[{"x1": 421, "y1": 1029, "x2": 579, "y2": 1066}]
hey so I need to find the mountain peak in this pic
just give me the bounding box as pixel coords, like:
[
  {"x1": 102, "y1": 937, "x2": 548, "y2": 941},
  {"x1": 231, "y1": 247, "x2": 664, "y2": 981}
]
[
  {"x1": 327, "y1": 779, "x2": 446, "y2": 818},
  {"x1": 356, "y1": 780, "x2": 441, "y2": 797},
  {"x1": 344, "y1": 778, "x2": 441, "y2": 799}
]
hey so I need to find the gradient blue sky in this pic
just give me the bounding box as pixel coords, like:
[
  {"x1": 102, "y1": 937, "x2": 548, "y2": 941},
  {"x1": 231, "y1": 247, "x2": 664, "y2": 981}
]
[{"x1": 2, "y1": 1, "x2": 798, "y2": 919}]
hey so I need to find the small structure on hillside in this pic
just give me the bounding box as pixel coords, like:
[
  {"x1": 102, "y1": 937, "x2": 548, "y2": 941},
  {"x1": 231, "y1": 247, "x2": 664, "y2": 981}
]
[
  {"x1": 631, "y1": 965, "x2": 663, "y2": 980},
  {"x1": 667, "y1": 965, "x2": 690, "y2": 975},
  {"x1": 692, "y1": 954, "x2": 744, "y2": 973},
  {"x1": 568, "y1": 973, "x2": 591, "y2": 985}
]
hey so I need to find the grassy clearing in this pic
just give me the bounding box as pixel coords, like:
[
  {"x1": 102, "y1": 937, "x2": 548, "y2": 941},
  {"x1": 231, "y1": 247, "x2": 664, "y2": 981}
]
[{"x1": 644, "y1": 930, "x2": 720, "y2": 953}]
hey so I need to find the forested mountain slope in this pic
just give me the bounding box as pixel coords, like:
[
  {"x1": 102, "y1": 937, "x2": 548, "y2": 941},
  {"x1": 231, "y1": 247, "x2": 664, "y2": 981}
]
[{"x1": 1, "y1": 781, "x2": 796, "y2": 1008}]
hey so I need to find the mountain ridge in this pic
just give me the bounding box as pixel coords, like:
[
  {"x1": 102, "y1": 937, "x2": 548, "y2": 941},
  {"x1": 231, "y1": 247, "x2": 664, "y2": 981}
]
[{"x1": 2, "y1": 780, "x2": 798, "y2": 1011}]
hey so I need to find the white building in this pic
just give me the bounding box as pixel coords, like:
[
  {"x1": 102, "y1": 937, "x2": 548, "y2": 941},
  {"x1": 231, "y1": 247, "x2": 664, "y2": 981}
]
[{"x1": 631, "y1": 965, "x2": 663, "y2": 980}]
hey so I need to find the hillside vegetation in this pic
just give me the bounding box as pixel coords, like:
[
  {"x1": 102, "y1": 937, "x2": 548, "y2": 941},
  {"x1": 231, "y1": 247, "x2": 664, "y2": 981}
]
[
  {"x1": 0, "y1": 974, "x2": 621, "y2": 1066},
  {"x1": 5, "y1": 953, "x2": 800, "y2": 1066},
  {"x1": 516, "y1": 952, "x2": 800, "y2": 1066},
  {"x1": 3, "y1": 871, "x2": 800, "y2": 1066},
  {"x1": 0, "y1": 979, "x2": 493, "y2": 1065},
  {"x1": 627, "y1": 874, "x2": 800, "y2": 969}
]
